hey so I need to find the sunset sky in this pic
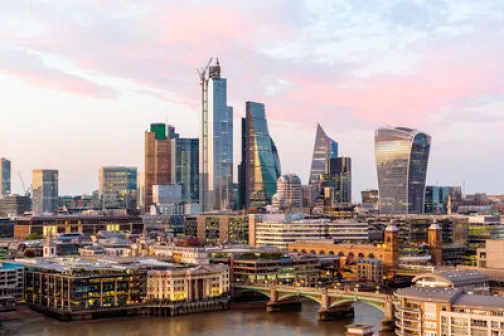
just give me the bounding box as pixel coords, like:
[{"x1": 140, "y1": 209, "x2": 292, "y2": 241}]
[{"x1": 1, "y1": 0, "x2": 503, "y2": 200}]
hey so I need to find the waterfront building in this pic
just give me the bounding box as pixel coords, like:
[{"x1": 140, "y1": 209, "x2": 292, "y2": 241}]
[
  {"x1": 249, "y1": 214, "x2": 369, "y2": 250},
  {"x1": 0, "y1": 158, "x2": 11, "y2": 196},
  {"x1": 240, "y1": 101, "x2": 281, "y2": 210},
  {"x1": 98, "y1": 166, "x2": 137, "y2": 211},
  {"x1": 0, "y1": 262, "x2": 24, "y2": 301},
  {"x1": 309, "y1": 123, "x2": 338, "y2": 185},
  {"x1": 184, "y1": 214, "x2": 249, "y2": 246},
  {"x1": 394, "y1": 287, "x2": 504, "y2": 336},
  {"x1": 32, "y1": 169, "x2": 59, "y2": 214},
  {"x1": 345, "y1": 324, "x2": 374, "y2": 336},
  {"x1": 232, "y1": 254, "x2": 320, "y2": 285},
  {"x1": 174, "y1": 138, "x2": 199, "y2": 204},
  {"x1": 374, "y1": 127, "x2": 431, "y2": 214},
  {"x1": 0, "y1": 195, "x2": 31, "y2": 216},
  {"x1": 199, "y1": 59, "x2": 233, "y2": 212},
  {"x1": 145, "y1": 123, "x2": 174, "y2": 212},
  {"x1": 271, "y1": 174, "x2": 302, "y2": 212},
  {"x1": 412, "y1": 269, "x2": 489, "y2": 294},
  {"x1": 357, "y1": 259, "x2": 383, "y2": 284},
  {"x1": 13, "y1": 214, "x2": 144, "y2": 240},
  {"x1": 146, "y1": 264, "x2": 230, "y2": 303}
]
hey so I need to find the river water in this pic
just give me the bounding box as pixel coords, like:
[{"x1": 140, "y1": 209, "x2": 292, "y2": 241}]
[{"x1": 14, "y1": 302, "x2": 384, "y2": 336}]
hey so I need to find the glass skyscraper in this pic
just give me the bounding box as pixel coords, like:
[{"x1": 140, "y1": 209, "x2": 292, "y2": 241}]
[
  {"x1": 0, "y1": 158, "x2": 11, "y2": 196},
  {"x1": 98, "y1": 166, "x2": 137, "y2": 211},
  {"x1": 375, "y1": 127, "x2": 431, "y2": 214},
  {"x1": 330, "y1": 157, "x2": 352, "y2": 206},
  {"x1": 32, "y1": 169, "x2": 59, "y2": 214},
  {"x1": 309, "y1": 123, "x2": 338, "y2": 185},
  {"x1": 242, "y1": 101, "x2": 281, "y2": 209},
  {"x1": 199, "y1": 59, "x2": 233, "y2": 211},
  {"x1": 175, "y1": 138, "x2": 199, "y2": 204}
]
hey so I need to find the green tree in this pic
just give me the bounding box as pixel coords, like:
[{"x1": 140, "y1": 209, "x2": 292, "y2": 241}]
[{"x1": 24, "y1": 233, "x2": 43, "y2": 241}]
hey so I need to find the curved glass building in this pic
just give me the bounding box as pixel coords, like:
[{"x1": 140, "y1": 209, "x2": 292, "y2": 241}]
[
  {"x1": 309, "y1": 123, "x2": 338, "y2": 184},
  {"x1": 243, "y1": 102, "x2": 282, "y2": 209},
  {"x1": 375, "y1": 127, "x2": 431, "y2": 214}
]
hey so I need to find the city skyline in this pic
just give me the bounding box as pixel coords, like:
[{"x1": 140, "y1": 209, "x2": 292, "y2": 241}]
[{"x1": 1, "y1": 1, "x2": 504, "y2": 200}]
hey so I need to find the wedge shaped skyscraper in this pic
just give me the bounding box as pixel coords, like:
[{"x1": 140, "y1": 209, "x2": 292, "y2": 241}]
[{"x1": 309, "y1": 123, "x2": 338, "y2": 184}]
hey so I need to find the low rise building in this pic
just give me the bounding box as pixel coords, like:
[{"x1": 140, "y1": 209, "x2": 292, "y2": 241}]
[
  {"x1": 478, "y1": 240, "x2": 504, "y2": 268},
  {"x1": 151, "y1": 245, "x2": 210, "y2": 264},
  {"x1": 0, "y1": 262, "x2": 24, "y2": 301},
  {"x1": 357, "y1": 259, "x2": 383, "y2": 284},
  {"x1": 412, "y1": 269, "x2": 489, "y2": 294}
]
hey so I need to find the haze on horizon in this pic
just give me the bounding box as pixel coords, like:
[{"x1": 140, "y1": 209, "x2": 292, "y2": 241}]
[{"x1": 1, "y1": 0, "x2": 503, "y2": 201}]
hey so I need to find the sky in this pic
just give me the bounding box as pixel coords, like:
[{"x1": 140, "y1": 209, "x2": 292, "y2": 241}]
[{"x1": 0, "y1": 0, "x2": 503, "y2": 201}]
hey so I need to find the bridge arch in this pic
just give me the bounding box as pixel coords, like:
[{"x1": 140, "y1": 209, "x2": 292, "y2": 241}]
[
  {"x1": 329, "y1": 299, "x2": 385, "y2": 313},
  {"x1": 235, "y1": 288, "x2": 271, "y2": 299},
  {"x1": 278, "y1": 293, "x2": 323, "y2": 306}
]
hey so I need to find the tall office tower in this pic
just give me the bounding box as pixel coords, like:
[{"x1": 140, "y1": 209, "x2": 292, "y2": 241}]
[
  {"x1": 0, "y1": 158, "x2": 11, "y2": 196},
  {"x1": 199, "y1": 58, "x2": 233, "y2": 211},
  {"x1": 242, "y1": 102, "x2": 281, "y2": 210},
  {"x1": 309, "y1": 123, "x2": 338, "y2": 185},
  {"x1": 237, "y1": 118, "x2": 246, "y2": 210},
  {"x1": 375, "y1": 127, "x2": 431, "y2": 214},
  {"x1": 330, "y1": 157, "x2": 352, "y2": 206},
  {"x1": 32, "y1": 169, "x2": 58, "y2": 214},
  {"x1": 98, "y1": 166, "x2": 137, "y2": 211},
  {"x1": 425, "y1": 186, "x2": 452, "y2": 214},
  {"x1": 144, "y1": 123, "x2": 174, "y2": 211},
  {"x1": 137, "y1": 172, "x2": 145, "y2": 211},
  {"x1": 175, "y1": 138, "x2": 199, "y2": 204},
  {"x1": 272, "y1": 174, "x2": 302, "y2": 211}
]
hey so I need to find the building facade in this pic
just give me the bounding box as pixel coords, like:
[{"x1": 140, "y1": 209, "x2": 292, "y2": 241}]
[
  {"x1": 309, "y1": 123, "x2": 338, "y2": 185},
  {"x1": 184, "y1": 215, "x2": 249, "y2": 246},
  {"x1": 98, "y1": 166, "x2": 137, "y2": 211},
  {"x1": 328, "y1": 157, "x2": 352, "y2": 206},
  {"x1": 175, "y1": 138, "x2": 199, "y2": 204},
  {"x1": 199, "y1": 59, "x2": 233, "y2": 212},
  {"x1": 0, "y1": 195, "x2": 31, "y2": 216},
  {"x1": 375, "y1": 127, "x2": 431, "y2": 214},
  {"x1": 425, "y1": 186, "x2": 453, "y2": 214},
  {"x1": 145, "y1": 123, "x2": 174, "y2": 211},
  {"x1": 272, "y1": 174, "x2": 302, "y2": 212},
  {"x1": 0, "y1": 158, "x2": 11, "y2": 197},
  {"x1": 241, "y1": 101, "x2": 281, "y2": 210},
  {"x1": 0, "y1": 262, "x2": 24, "y2": 301},
  {"x1": 32, "y1": 169, "x2": 59, "y2": 214}
]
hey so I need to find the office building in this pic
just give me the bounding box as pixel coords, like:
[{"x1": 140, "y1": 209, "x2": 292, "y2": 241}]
[
  {"x1": 301, "y1": 184, "x2": 318, "y2": 209},
  {"x1": 424, "y1": 186, "x2": 463, "y2": 214},
  {"x1": 98, "y1": 166, "x2": 137, "y2": 211},
  {"x1": 271, "y1": 174, "x2": 302, "y2": 212},
  {"x1": 137, "y1": 172, "x2": 145, "y2": 211},
  {"x1": 361, "y1": 190, "x2": 379, "y2": 210},
  {"x1": 145, "y1": 123, "x2": 174, "y2": 211},
  {"x1": 357, "y1": 259, "x2": 383, "y2": 283},
  {"x1": 174, "y1": 138, "x2": 199, "y2": 204},
  {"x1": 309, "y1": 123, "x2": 338, "y2": 185},
  {"x1": 0, "y1": 195, "x2": 31, "y2": 216},
  {"x1": 375, "y1": 127, "x2": 431, "y2": 214},
  {"x1": 199, "y1": 59, "x2": 233, "y2": 211},
  {"x1": 329, "y1": 157, "x2": 352, "y2": 206},
  {"x1": 184, "y1": 214, "x2": 249, "y2": 245},
  {"x1": 152, "y1": 185, "x2": 182, "y2": 205},
  {"x1": 32, "y1": 169, "x2": 59, "y2": 214},
  {"x1": 0, "y1": 262, "x2": 24, "y2": 301},
  {"x1": 241, "y1": 101, "x2": 281, "y2": 210},
  {"x1": 394, "y1": 287, "x2": 504, "y2": 336},
  {"x1": 0, "y1": 158, "x2": 10, "y2": 196},
  {"x1": 13, "y1": 214, "x2": 144, "y2": 239}
]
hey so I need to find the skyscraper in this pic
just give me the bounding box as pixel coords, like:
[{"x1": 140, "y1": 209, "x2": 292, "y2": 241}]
[
  {"x1": 144, "y1": 123, "x2": 174, "y2": 211},
  {"x1": 0, "y1": 158, "x2": 11, "y2": 197},
  {"x1": 375, "y1": 127, "x2": 431, "y2": 214},
  {"x1": 330, "y1": 157, "x2": 352, "y2": 206},
  {"x1": 32, "y1": 169, "x2": 58, "y2": 214},
  {"x1": 272, "y1": 174, "x2": 302, "y2": 211},
  {"x1": 199, "y1": 59, "x2": 233, "y2": 211},
  {"x1": 175, "y1": 138, "x2": 199, "y2": 204},
  {"x1": 309, "y1": 123, "x2": 338, "y2": 185},
  {"x1": 241, "y1": 101, "x2": 281, "y2": 210},
  {"x1": 98, "y1": 166, "x2": 137, "y2": 211}
]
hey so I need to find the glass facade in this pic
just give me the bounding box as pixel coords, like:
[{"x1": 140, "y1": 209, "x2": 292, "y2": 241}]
[
  {"x1": 0, "y1": 158, "x2": 11, "y2": 196},
  {"x1": 375, "y1": 127, "x2": 431, "y2": 214},
  {"x1": 175, "y1": 138, "x2": 199, "y2": 204},
  {"x1": 330, "y1": 157, "x2": 352, "y2": 206},
  {"x1": 98, "y1": 166, "x2": 137, "y2": 211},
  {"x1": 32, "y1": 169, "x2": 59, "y2": 214},
  {"x1": 425, "y1": 186, "x2": 451, "y2": 214},
  {"x1": 200, "y1": 60, "x2": 233, "y2": 211},
  {"x1": 309, "y1": 124, "x2": 338, "y2": 184},
  {"x1": 243, "y1": 101, "x2": 281, "y2": 209}
]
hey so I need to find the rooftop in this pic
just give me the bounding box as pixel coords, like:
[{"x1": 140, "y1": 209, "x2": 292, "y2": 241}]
[
  {"x1": 413, "y1": 269, "x2": 488, "y2": 287},
  {"x1": 395, "y1": 287, "x2": 462, "y2": 303},
  {"x1": 453, "y1": 294, "x2": 504, "y2": 311}
]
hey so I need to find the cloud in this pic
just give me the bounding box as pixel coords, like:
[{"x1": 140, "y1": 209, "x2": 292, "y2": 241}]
[{"x1": 0, "y1": 48, "x2": 118, "y2": 99}]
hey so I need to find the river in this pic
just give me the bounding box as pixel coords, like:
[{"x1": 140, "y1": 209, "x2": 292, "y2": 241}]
[{"x1": 13, "y1": 302, "x2": 384, "y2": 336}]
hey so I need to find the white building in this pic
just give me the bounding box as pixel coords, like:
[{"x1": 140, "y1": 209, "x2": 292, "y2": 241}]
[
  {"x1": 147, "y1": 264, "x2": 230, "y2": 302},
  {"x1": 153, "y1": 185, "x2": 182, "y2": 205},
  {"x1": 271, "y1": 174, "x2": 302, "y2": 212},
  {"x1": 151, "y1": 245, "x2": 210, "y2": 264}
]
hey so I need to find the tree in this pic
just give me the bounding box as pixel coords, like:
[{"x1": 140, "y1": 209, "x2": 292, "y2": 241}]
[{"x1": 24, "y1": 233, "x2": 43, "y2": 241}]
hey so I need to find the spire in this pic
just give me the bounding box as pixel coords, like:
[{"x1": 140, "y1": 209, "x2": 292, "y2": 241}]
[
  {"x1": 216, "y1": 57, "x2": 220, "y2": 66},
  {"x1": 428, "y1": 218, "x2": 441, "y2": 230}
]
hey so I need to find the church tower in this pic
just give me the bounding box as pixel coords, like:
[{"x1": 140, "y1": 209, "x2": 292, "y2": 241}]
[
  {"x1": 383, "y1": 221, "x2": 400, "y2": 271},
  {"x1": 428, "y1": 219, "x2": 443, "y2": 266}
]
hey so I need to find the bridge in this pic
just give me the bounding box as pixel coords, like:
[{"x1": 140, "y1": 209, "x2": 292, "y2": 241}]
[{"x1": 234, "y1": 284, "x2": 394, "y2": 327}]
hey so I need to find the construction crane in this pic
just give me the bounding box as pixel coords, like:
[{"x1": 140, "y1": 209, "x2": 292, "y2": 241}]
[
  {"x1": 17, "y1": 171, "x2": 30, "y2": 196},
  {"x1": 197, "y1": 57, "x2": 213, "y2": 86}
]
